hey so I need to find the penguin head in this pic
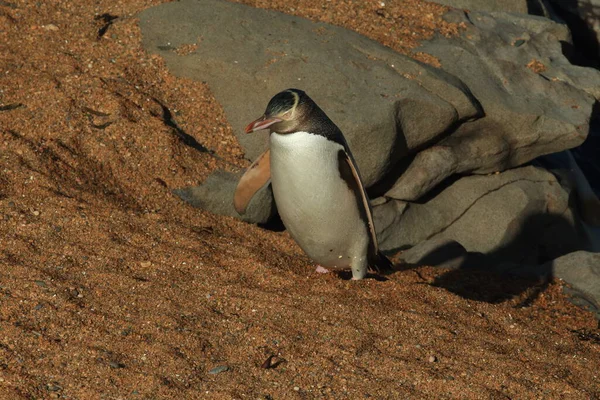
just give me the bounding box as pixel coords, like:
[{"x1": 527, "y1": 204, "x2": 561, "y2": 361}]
[{"x1": 245, "y1": 89, "x2": 309, "y2": 134}]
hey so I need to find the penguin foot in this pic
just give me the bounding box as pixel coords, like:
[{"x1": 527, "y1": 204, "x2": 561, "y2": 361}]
[{"x1": 315, "y1": 265, "x2": 330, "y2": 274}]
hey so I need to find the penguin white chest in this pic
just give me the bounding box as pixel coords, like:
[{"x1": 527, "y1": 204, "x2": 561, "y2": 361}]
[{"x1": 269, "y1": 131, "x2": 369, "y2": 268}]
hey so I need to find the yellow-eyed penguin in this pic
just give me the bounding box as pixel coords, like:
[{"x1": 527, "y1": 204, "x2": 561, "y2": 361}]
[{"x1": 235, "y1": 89, "x2": 392, "y2": 280}]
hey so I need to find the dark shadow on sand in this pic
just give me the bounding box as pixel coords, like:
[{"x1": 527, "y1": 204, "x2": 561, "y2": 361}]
[{"x1": 397, "y1": 211, "x2": 587, "y2": 305}]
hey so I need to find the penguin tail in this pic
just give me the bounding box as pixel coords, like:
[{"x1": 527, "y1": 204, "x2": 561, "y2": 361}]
[{"x1": 370, "y1": 252, "x2": 395, "y2": 274}]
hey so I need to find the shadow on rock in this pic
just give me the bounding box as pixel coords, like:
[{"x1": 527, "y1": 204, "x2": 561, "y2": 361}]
[
  {"x1": 549, "y1": 0, "x2": 600, "y2": 68},
  {"x1": 572, "y1": 100, "x2": 600, "y2": 198}
]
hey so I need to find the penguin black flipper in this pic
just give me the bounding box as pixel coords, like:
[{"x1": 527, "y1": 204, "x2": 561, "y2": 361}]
[
  {"x1": 234, "y1": 148, "x2": 271, "y2": 214},
  {"x1": 337, "y1": 149, "x2": 393, "y2": 274}
]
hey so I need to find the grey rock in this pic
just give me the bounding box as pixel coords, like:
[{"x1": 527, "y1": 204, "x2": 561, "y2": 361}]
[
  {"x1": 173, "y1": 170, "x2": 276, "y2": 224},
  {"x1": 545, "y1": 251, "x2": 600, "y2": 318},
  {"x1": 398, "y1": 237, "x2": 468, "y2": 269},
  {"x1": 139, "y1": 0, "x2": 481, "y2": 186},
  {"x1": 140, "y1": 0, "x2": 599, "y2": 267},
  {"x1": 371, "y1": 197, "x2": 408, "y2": 246},
  {"x1": 387, "y1": 10, "x2": 598, "y2": 201},
  {"x1": 208, "y1": 365, "x2": 229, "y2": 374},
  {"x1": 376, "y1": 166, "x2": 586, "y2": 264}
]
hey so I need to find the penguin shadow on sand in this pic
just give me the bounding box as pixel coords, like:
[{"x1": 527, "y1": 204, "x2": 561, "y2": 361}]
[
  {"x1": 337, "y1": 268, "x2": 391, "y2": 282},
  {"x1": 401, "y1": 211, "x2": 588, "y2": 306}
]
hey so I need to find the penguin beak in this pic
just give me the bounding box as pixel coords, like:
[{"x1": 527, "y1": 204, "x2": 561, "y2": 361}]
[{"x1": 244, "y1": 115, "x2": 283, "y2": 133}]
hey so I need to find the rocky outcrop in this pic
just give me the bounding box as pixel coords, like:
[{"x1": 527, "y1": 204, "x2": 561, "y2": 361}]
[
  {"x1": 173, "y1": 170, "x2": 276, "y2": 224},
  {"x1": 546, "y1": 251, "x2": 600, "y2": 318},
  {"x1": 374, "y1": 166, "x2": 586, "y2": 263},
  {"x1": 429, "y1": 0, "x2": 599, "y2": 67},
  {"x1": 139, "y1": 0, "x2": 599, "y2": 278},
  {"x1": 387, "y1": 10, "x2": 598, "y2": 201},
  {"x1": 140, "y1": 0, "x2": 597, "y2": 204},
  {"x1": 139, "y1": 0, "x2": 481, "y2": 187}
]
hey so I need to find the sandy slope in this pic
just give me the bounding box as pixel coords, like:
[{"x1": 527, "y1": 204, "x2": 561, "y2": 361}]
[{"x1": 0, "y1": 0, "x2": 599, "y2": 398}]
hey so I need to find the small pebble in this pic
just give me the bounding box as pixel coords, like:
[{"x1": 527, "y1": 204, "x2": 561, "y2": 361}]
[
  {"x1": 46, "y1": 384, "x2": 61, "y2": 391},
  {"x1": 428, "y1": 355, "x2": 438, "y2": 363},
  {"x1": 208, "y1": 365, "x2": 229, "y2": 374},
  {"x1": 293, "y1": 386, "x2": 300, "y2": 391}
]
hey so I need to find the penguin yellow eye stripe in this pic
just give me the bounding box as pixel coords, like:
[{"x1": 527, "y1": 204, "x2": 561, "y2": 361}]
[{"x1": 286, "y1": 89, "x2": 300, "y2": 111}]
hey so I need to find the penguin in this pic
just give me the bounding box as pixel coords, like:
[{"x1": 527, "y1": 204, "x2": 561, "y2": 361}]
[{"x1": 235, "y1": 89, "x2": 392, "y2": 280}]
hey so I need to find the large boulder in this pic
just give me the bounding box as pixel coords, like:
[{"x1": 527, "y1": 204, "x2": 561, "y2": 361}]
[
  {"x1": 139, "y1": 0, "x2": 480, "y2": 186},
  {"x1": 172, "y1": 170, "x2": 276, "y2": 224},
  {"x1": 386, "y1": 10, "x2": 598, "y2": 201},
  {"x1": 546, "y1": 251, "x2": 600, "y2": 318},
  {"x1": 139, "y1": 0, "x2": 599, "y2": 269},
  {"x1": 374, "y1": 166, "x2": 586, "y2": 264},
  {"x1": 431, "y1": 0, "x2": 600, "y2": 64}
]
